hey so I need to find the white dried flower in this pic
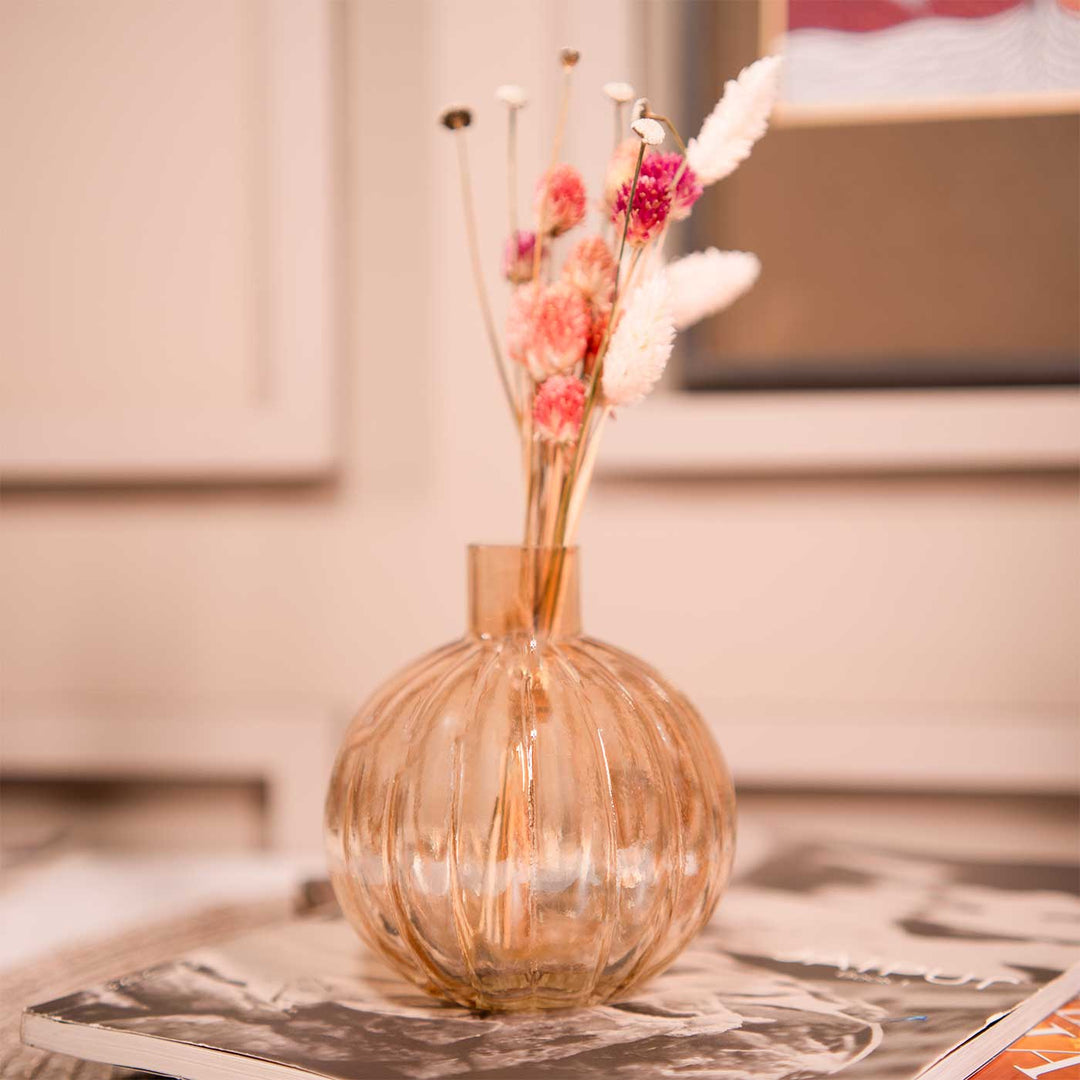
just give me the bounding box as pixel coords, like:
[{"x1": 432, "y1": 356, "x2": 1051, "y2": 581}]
[
  {"x1": 602, "y1": 271, "x2": 675, "y2": 407},
  {"x1": 631, "y1": 97, "x2": 649, "y2": 122},
  {"x1": 495, "y1": 84, "x2": 528, "y2": 109},
  {"x1": 603, "y1": 81, "x2": 635, "y2": 104},
  {"x1": 631, "y1": 117, "x2": 665, "y2": 146},
  {"x1": 685, "y1": 55, "x2": 782, "y2": 185},
  {"x1": 666, "y1": 249, "x2": 761, "y2": 331}
]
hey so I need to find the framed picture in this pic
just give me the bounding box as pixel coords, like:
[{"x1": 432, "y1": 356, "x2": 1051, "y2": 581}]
[
  {"x1": 672, "y1": 0, "x2": 1080, "y2": 396},
  {"x1": 759, "y1": 0, "x2": 1080, "y2": 126}
]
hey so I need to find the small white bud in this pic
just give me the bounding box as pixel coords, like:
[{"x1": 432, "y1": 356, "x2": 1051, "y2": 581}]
[
  {"x1": 495, "y1": 84, "x2": 528, "y2": 109},
  {"x1": 631, "y1": 97, "x2": 649, "y2": 122},
  {"x1": 603, "y1": 81, "x2": 635, "y2": 104},
  {"x1": 631, "y1": 117, "x2": 665, "y2": 146}
]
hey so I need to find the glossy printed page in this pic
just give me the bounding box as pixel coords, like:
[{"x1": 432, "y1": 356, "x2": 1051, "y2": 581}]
[{"x1": 25, "y1": 842, "x2": 1080, "y2": 1080}]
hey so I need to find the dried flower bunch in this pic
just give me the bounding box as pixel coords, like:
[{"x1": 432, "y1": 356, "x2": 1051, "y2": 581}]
[{"x1": 441, "y1": 51, "x2": 781, "y2": 628}]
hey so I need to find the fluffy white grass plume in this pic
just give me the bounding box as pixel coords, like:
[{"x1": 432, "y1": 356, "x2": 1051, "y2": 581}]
[
  {"x1": 667, "y1": 249, "x2": 761, "y2": 331},
  {"x1": 686, "y1": 56, "x2": 782, "y2": 185},
  {"x1": 602, "y1": 272, "x2": 675, "y2": 407}
]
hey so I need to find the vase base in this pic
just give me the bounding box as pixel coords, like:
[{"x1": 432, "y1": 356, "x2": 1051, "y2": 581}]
[{"x1": 423, "y1": 966, "x2": 615, "y2": 1013}]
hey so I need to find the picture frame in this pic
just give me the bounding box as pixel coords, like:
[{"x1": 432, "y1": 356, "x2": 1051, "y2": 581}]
[{"x1": 759, "y1": 0, "x2": 1080, "y2": 127}]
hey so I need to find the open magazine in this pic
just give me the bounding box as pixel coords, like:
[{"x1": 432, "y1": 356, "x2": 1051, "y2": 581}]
[{"x1": 22, "y1": 842, "x2": 1080, "y2": 1080}]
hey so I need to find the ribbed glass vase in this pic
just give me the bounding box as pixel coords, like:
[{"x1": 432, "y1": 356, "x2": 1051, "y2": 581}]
[{"x1": 325, "y1": 545, "x2": 735, "y2": 1011}]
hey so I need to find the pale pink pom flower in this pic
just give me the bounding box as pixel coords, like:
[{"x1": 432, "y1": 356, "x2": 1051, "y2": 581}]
[
  {"x1": 601, "y1": 271, "x2": 674, "y2": 407},
  {"x1": 506, "y1": 281, "x2": 590, "y2": 380},
  {"x1": 666, "y1": 248, "x2": 761, "y2": 331},
  {"x1": 533, "y1": 374, "x2": 586, "y2": 445},
  {"x1": 562, "y1": 236, "x2": 616, "y2": 308},
  {"x1": 535, "y1": 164, "x2": 587, "y2": 236}
]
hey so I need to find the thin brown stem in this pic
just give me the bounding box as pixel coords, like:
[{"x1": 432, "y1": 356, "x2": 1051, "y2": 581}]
[
  {"x1": 518, "y1": 426, "x2": 542, "y2": 632},
  {"x1": 532, "y1": 66, "x2": 575, "y2": 283},
  {"x1": 454, "y1": 133, "x2": 520, "y2": 427},
  {"x1": 519, "y1": 398, "x2": 535, "y2": 482},
  {"x1": 649, "y1": 112, "x2": 692, "y2": 195},
  {"x1": 649, "y1": 112, "x2": 688, "y2": 156},
  {"x1": 507, "y1": 109, "x2": 519, "y2": 241},
  {"x1": 551, "y1": 68, "x2": 573, "y2": 173},
  {"x1": 564, "y1": 407, "x2": 610, "y2": 543},
  {"x1": 611, "y1": 147, "x2": 645, "y2": 297},
  {"x1": 541, "y1": 444, "x2": 567, "y2": 548}
]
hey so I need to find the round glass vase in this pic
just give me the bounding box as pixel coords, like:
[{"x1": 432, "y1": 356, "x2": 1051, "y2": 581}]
[{"x1": 325, "y1": 545, "x2": 735, "y2": 1011}]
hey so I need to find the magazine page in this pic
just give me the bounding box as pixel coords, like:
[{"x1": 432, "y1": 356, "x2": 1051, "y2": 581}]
[
  {"x1": 966, "y1": 990, "x2": 1080, "y2": 1079},
  {"x1": 25, "y1": 843, "x2": 1080, "y2": 1080}
]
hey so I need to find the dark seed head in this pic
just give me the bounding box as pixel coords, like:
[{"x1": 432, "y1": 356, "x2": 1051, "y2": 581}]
[{"x1": 439, "y1": 105, "x2": 473, "y2": 131}]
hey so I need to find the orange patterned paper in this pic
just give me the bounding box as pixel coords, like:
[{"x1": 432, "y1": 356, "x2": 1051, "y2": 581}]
[{"x1": 969, "y1": 995, "x2": 1080, "y2": 1079}]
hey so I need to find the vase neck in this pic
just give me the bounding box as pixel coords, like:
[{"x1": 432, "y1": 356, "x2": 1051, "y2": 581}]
[{"x1": 467, "y1": 546, "x2": 581, "y2": 640}]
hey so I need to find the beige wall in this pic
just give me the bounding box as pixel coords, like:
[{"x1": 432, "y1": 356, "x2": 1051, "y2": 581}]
[{"x1": 2, "y1": 1, "x2": 1077, "y2": 829}]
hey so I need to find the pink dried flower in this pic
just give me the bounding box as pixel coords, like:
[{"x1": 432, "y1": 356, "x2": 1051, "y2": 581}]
[
  {"x1": 506, "y1": 281, "x2": 590, "y2": 380},
  {"x1": 502, "y1": 230, "x2": 544, "y2": 284},
  {"x1": 611, "y1": 173, "x2": 672, "y2": 246},
  {"x1": 533, "y1": 374, "x2": 586, "y2": 445},
  {"x1": 535, "y1": 164, "x2": 587, "y2": 236},
  {"x1": 562, "y1": 236, "x2": 616, "y2": 308},
  {"x1": 641, "y1": 152, "x2": 703, "y2": 221},
  {"x1": 603, "y1": 138, "x2": 640, "y2": 209}
]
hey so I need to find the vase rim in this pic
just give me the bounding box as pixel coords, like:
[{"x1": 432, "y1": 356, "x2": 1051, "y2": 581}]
[
  {"x1": 467, "y1": 544, "x2": 581, "y2": 638},
  {"x1": 467, "y1": 543, "x2": 580, "y2": 554}
]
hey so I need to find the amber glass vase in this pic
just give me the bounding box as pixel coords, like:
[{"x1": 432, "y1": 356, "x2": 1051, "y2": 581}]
[{"x1": 325, "y1": 545, "x2": 735, "y2": 1011}]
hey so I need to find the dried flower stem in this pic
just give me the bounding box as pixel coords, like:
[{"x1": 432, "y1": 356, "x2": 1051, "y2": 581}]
[
  {"x1": 532, "y1": 61, "x2": 576, "y2": 283},
  {"x1": 453, "y1": 132, "x2": 519, "y2": 426},
  {"x1": 613, "y1": 101, "x2": 625, "y2": 150},
  {"x1": 507, "y1": 107, "x2": 520, "y2": 240},
  {"x1": 648, "y1": 112, "x2": 688, "y2": 155},
  {"x1": 551, "y1": 67, "x2": 574, "y2": 172},
  {"x1": 522, "y1": 432, "x2": 544, "y2": 544},
  {"x1": 541, "y1": 446, "x2": 568, "y2": 549},
  {"x1": 517, "y1": 427, "x2": 543, "y2": 632},
  {"x1": 536, "y1": 143, "x2": 647, "y2": 630},
  {"x1": 650, "y1": 112, "x2": 693, "y2": 196},
  {"x1": 565, "y1": 407, "x2": 609, "y2": 543}
]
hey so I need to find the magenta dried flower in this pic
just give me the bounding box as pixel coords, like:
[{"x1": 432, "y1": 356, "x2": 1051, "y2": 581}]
[
  {"x1": 611, "y1": 173, "x2": 672, "y2": 246},
  {"x1": 502, "y1": 230, "x2": 544, "y2": 284},
  {"x1": 641, "y1": 152, "x2": 703, "y2": 222}
]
